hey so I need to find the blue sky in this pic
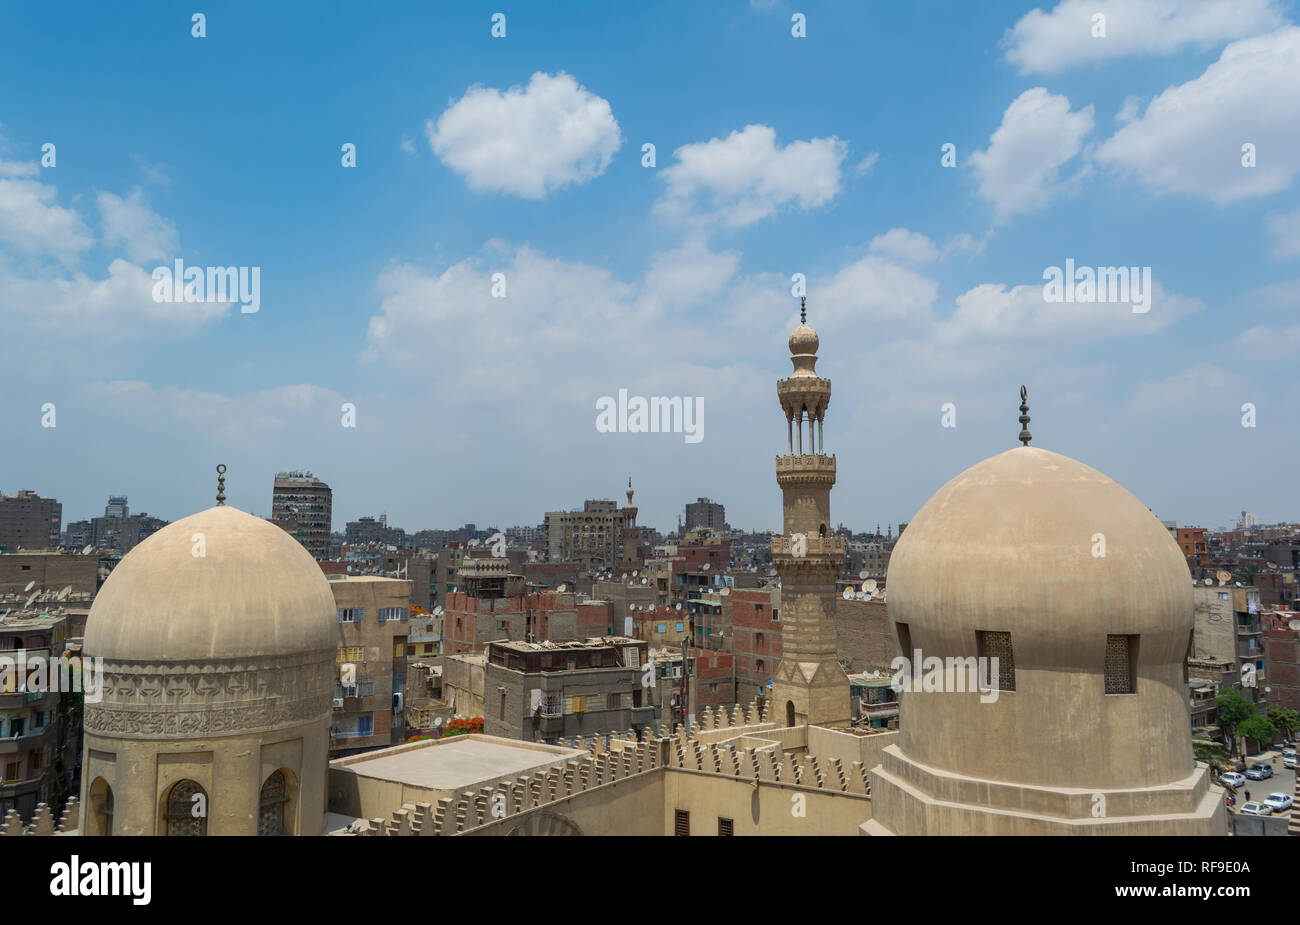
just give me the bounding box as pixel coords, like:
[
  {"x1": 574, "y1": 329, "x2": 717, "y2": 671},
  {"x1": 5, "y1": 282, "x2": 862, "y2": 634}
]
[{"x1": 1, "y1": 0, "x2": 1298, "y2": 535}]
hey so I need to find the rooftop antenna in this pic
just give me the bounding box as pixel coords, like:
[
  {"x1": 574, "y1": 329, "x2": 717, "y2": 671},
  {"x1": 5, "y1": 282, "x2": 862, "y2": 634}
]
[
  {"x1": 1018, "y1": 386, "x2": 1032, "y2": 446},
  {"x1": 216, "y1": 464, "x2": 227, "y2": 505}
]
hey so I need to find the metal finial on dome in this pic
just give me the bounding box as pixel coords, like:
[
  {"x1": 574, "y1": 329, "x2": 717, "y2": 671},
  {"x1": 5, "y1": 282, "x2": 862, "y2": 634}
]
[
  {"x1": 216, "y1": 464, "x2": 227, "y2": 505},
  {"x1": 800, "y1": 296, "x2": 806, "y2": 324},
  {"x1": 1018, "y1": 386, "x2": 1032, "y2": 446}
]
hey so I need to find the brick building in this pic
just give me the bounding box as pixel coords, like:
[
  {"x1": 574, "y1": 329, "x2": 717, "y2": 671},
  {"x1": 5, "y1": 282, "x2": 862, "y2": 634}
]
[
  {"x1": 328, "y1": 575, "x2": 411, "y2": 756},
  {"x1": 0, "y1": 491, "x2": 61, "y2": 552}
]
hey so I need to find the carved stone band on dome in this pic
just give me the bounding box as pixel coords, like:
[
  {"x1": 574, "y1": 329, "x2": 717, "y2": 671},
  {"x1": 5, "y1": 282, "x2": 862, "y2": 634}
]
[{"x1": 84, "y1": 698, "x2": 332, "y2": 740}]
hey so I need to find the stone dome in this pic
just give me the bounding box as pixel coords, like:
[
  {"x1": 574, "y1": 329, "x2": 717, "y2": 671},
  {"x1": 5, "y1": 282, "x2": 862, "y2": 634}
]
[
  {"x1": 788, "y1": 322, "x2": 819, "y2": 357},
  {"x1": 84, "y1": 505, "x2": 338, "y2": 662},
  {"x1": 890, "y1": 446, "x2": 1192, "y2": 659}
]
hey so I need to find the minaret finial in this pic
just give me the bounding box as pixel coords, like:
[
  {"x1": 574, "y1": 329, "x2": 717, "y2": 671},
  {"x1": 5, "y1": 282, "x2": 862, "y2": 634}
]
[
  {"x1": 800, "y1": 296, "x2": 806, "y2": 324},
  {"x1": 216, "y1": 464, "x2": 227, "y2": 505},
  {"x1": 1018, "y1": 386, "x2": 1032, "y2": 446}
]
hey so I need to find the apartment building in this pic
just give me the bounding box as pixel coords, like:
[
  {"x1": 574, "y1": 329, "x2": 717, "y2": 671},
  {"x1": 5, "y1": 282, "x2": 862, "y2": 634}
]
[
  {"x1": 483, "y1": 637, "x2": 656, "y2": 743},
  {"x1": 0, "y1": 490, "x2": 61, "y2": 552},
  {"x1": 1192, "y1": 583, "x2": 1265, "y2": 706},
  {"x1": 544, "y1": 500, "x2": 620, "y2": 570},
  {"x1": 328, "y1": 575, "x2": 411, "y2": 756},
  {"x1": 0, "y1": 612, "x2": 75, "y2": 821},
  {"x1": 272, "y1": 471, "x2": 332, "y2": 560}
]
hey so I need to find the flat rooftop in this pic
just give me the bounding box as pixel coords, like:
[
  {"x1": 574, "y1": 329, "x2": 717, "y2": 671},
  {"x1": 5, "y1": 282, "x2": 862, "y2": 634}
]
[{"x1": 333, "y1": 735, "x2": 583, "y2": 792}]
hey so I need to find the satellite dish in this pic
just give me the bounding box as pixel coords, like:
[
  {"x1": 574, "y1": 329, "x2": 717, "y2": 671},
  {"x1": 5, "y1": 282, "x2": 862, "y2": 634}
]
[
  {"x1": 721, "y1": 587, "x2": 730, "y2": 596},
  {"x1": 858, "y1": 569, "x2": 868, "y2": 580},
  {"x1": 872, "y1": 670, "x2": 880, "y2": 678},
  {"x1": 25, "y1": 591, "x2": 39, "y2": 609},
  {"x1": 632, "y1": 570, "x2": 638, "y2": 577},
  {"x1": 1235, "y1": 582, "x2": 1243, "y2": 587},
  {"x1": 82, "y1": 545, "x2": 94, "y2": 555},
  {"x1": 57, "y1": 586, "x2": 72, "y2": 601},
  {"x1": 641, "y1": 578, "x2": 647, "y2": 585},
  {"x1": 675, "y1": 604, "x2": 681, "y2": 611},
  {"x1": 1266, "y1": 562, "x2": 1278, "y2": 569},
  {"x1": 864, "y1": 579, "x2": 878, "y2": 594},
  {"x1": 1289, "y1": 619, "x2": 1300, "y2": 631},
  {"x1": 702, "y1": 564, "x2": 710, "y2": 571},
  {"x1": 23, "y1": 581, "x2": 35, "y2": 593},
  {"x1": 621, "y1": 573, "x2": 627, "y2": 581},
  {"x1": 558, "y1": 584, "x2": 567, "y2": 593},
  {"x1": 1216, "y1": 570, "x2": 1232, "y2": 583},
  {"x1": 433, "y1": 717, "x2": 443, "y2": 727},
  {"x1": 842, "y1": 588, "x2": 853, "y2": 600},
  {"x1": 1203, "y1": 578, "x2": 1214, "y2": 586}
]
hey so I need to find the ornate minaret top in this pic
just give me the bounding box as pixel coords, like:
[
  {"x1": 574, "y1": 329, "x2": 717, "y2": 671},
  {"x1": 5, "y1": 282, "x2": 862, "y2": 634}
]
[
  {"x1": 216, "y1": 464, "x2": 227, "y2": 506},
  {"x1": 626, "y1": 477, "x2": 634, "y2": 507},
  {"x1": 778, "y1": 299, "x2": 831, "y2": 454},
  {"x1": 1018, "y1": 385, "x2": 1032, "y2": 446}
]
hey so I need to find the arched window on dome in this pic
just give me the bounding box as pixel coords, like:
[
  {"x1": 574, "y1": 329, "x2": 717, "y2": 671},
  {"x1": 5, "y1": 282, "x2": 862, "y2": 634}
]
[
  {"x1": 164, "y1": 779, "x2": 207, "y2": 836},
  {"x1": 87, "y1": 777, "x2": 113, "y2": 836},
  {"x1": 976, "y1": 631, "x2": 1016, "y2": 692},
  {"x1": 258, "y1": 770, "x2": 289, "y2": 836}
]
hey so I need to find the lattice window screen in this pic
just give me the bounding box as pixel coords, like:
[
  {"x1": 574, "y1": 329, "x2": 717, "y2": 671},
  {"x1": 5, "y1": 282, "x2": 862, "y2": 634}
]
[
  {"x1": 1105, "y1": 634, "x2": 1135, "y2": 694},
  {"x1": 976, "y1": 631, "x2": 1016, "y2": 692}
]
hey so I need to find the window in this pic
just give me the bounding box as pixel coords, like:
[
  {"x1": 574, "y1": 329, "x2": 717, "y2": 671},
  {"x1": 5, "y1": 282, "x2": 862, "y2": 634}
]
[
  {"x1": 896, "y1": 622, "x2": 913, "y2": 658},
  {"x1": 675, "y1": 622, "x2": 684, "y2": 633},
  {"x1": 674, "y1": 809, "x2": 690, "y2": 836},
  {"x1": 165, "y1": 780, "x2": 208, "y2": 836},
  {"x1": 337, "y1": 646, "x2": 363, "y2": 663},
  {"x1": 976, "y1": 630, "x2": 1015, "y2": 692},
  {"x1": 393, "y1": 641, "x2": 405, "y2": 659},
  {"x1": 3, "y1": 761, "x2": 18, "y2": 782},
  {"x1": 377, "y1": 607, "x2": 406, "y2": 622},
  {"x1": 337, "y1": 608, "x2": 365, "y2": 623},
  {"x1": 718, "y1": 817, "x2": 734, "y2": 836},
  {"x1": 1104, "y1": 634, "x2": 1138, "y2": 695},
  {"x1": 29, "y1": 749, "x2": 41, "y2": 771},
  {"x1": 258, "y1": 771, "x2": 288, "y2": 836},
  {"x1": 358, "y1": 677, "x2": 376, "y2": 697},
  {"x1": 571, "y1": 695, "x2": 587, "y2": 714},
  {"x1": 607, "y1": 692, "x2": 622, "y2": 710},
  {"x1": 357, "y1": 715, "x2": 373, "y2": 736},
  {"x1": 657, "y1": 624, "x2": 667, "y2": 634}
]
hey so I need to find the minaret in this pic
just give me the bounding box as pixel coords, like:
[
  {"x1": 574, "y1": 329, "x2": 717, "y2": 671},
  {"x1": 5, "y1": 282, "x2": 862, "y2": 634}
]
[
  {"x1": 619, "y1": 478, "x2": 640, "y2": 570},
  {"x1": 770, "y1": 298, "x2": 850, "y2": 727}
]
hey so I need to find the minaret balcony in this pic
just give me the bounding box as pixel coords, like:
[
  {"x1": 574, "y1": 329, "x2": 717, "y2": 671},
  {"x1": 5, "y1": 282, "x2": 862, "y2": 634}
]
[
  {"x1": 775, "y1": 454, "x2": 837, "y2": 486},
  {"x1": 771, "y1": 533, "x2": 846, "y2": 559}
]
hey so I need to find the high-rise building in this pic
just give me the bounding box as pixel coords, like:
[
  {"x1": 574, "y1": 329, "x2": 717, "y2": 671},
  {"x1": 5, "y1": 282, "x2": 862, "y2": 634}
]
[
  {"x1": 0, "y1": 490, "x2": 62, "y2": 551},
  {"x1": 105, "y1": 496, "x2": 129, "y2": 519},
  {"x1": 272, "y1": 471, "x2": 332, "y2": 560},
  {"x1": 684, "y1": 497, "x2": 725, "y2": 532},
  {"x1": 544, "y1": 498, "x2": 620, "y2": 571},
  {"x1": 769, "y1": 301, "x2": 850, "y2": 727}
]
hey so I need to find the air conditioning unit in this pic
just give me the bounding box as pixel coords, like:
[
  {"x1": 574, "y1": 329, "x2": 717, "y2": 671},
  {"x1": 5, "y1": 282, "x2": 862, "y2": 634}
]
[
  {"x1": 392, "y1": 692, "x2": 403, "y2": 713},
  {"x1": 332, "y1": 698, "x2": 344, "y2": 709}
]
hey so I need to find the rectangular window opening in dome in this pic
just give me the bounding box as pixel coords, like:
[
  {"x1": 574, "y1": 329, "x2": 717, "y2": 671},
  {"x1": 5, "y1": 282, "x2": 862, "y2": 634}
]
[
  {"x1": 975, "y1": 631, "x2": 1016, "y2": 693},
  {"x1": 1105, "y1": 634, "x2": 1139, "y2": 695}
]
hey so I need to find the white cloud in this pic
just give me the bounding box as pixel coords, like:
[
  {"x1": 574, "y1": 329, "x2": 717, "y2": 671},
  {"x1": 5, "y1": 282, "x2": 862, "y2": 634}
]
[
  {"x1": 868, "y1": 228, "x2": 938, "y2": 264},
  {"x1": 1095, "y1": 27, "x2": 1300, "y2": 204},
  {"x1": 1004, "y1": 0, "x2": 1286, "y2": 75},
  {"x1": 1128, "y1": 363, "x2": 1250, "y2": 413},
  {"x1": 426, "y1": 71, "x2": 622, "y2": 199},
  {"x1": 937, "y1": 276, "x2": 1200, "y2": 344},
  {"x1": 654, "y1": 124, "x2": 847, "y2": 228},
  {"x1": 855, "y1": 152, "x2": 879, "y2": 175},
  {"x1": 1267, "y1": 208, "x2": 1300, "y2": 259},
  {"x1": 98, "y1": 188, "x2": 179, "y2": 263},
  {"x1": 816, "y1": 253, "x2": 939, "y2": 324},
  {"x1": 969, "y1": 88, "x2": 1094, "y2": 223},
  {"x1": 1234, "y1": 323, "x2": 1300, "y2": 360},
  {"x1": 0, "y1": 160, "x2": 92, "y2": 262},
  {"x1": 399, "y1": 137, "x2": 416, "y2": 155},
  {"x1": 0, "y1": 257, "x2": 228, "y2": 335}
]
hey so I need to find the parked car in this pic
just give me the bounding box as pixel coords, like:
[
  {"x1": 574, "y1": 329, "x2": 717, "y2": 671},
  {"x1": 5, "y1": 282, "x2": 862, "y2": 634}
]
[
  {"x1": 1220, "y1": 771, "x2": 1246, "y2": 788},
  {"x1": 1284, "y1": 752, "x2": 1298, "y2": 769},
  {"x1": 1246, "y1": 762, "x2": 1274, "y2": 780},
  {"x1": 1263, "y1": 792, "x2": 1293, "y2": 812},
  {"x1": 1239, "y1": 801, "x2": 1273, "y2": 816}
]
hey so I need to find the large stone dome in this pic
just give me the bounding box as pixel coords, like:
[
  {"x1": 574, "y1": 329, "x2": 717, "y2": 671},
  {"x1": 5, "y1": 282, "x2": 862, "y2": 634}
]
[
  {"x1": 85, "y1": 505, "x2": 337, "y2": 662},
  {"x1": 889, "y1": 445, "x2": 1192, "y2": 661}
]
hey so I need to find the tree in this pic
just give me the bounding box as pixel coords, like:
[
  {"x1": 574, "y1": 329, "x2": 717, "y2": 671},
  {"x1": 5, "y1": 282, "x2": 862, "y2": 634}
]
[
  {"x1": 1216, "y1": 690, "x2": 1254, "y2": 728},
  {"x1": 1237, "y1": 714, "x2": 1276, "y2": 752},
  {"x1": 1267, "y1": 706, "x2": 1299, "y2": 741}
]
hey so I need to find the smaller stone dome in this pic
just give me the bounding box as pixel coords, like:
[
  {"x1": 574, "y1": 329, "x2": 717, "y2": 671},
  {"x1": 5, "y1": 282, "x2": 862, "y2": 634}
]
[
  {"x1": 85, "y1": 505, "x2": 338, "y2": 662},
  {"x1": 788, "y1": 323, "x2": 819, "y2": 356}
]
